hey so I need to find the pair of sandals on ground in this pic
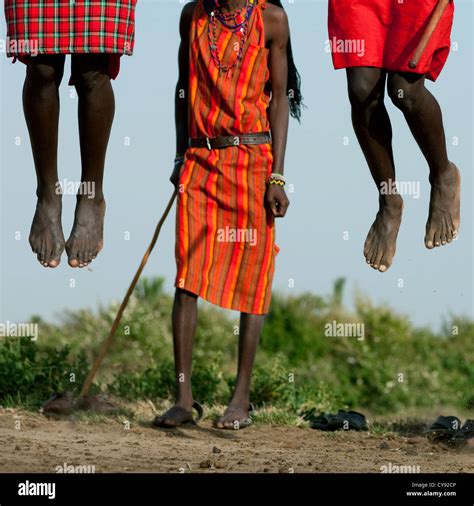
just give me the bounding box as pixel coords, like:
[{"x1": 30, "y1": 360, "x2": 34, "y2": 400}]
[
  {"x1": 308, "y1": 411, "x2": 474, "y2": 446},
  {"x1": 153, "y1": 401, "x2": 255, "y2": 430},
  {"x1": 426, "y1": 416, "x2": 474, "y2": 445}
]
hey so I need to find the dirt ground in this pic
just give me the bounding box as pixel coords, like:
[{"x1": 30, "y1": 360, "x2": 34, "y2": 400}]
[{"x1": 1, "y1": 408, "x2": 473, "y2": 474}]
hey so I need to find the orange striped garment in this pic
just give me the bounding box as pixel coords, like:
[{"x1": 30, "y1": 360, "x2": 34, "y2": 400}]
[{"x1": 175, "y1": 0, "x2": 278, "y2": 315}]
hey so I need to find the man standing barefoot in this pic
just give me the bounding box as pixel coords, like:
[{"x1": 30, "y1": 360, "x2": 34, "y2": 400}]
[
  {"x1": 5, "y1": 0, "x2": 137, "y2": 268},
  {"x1": 328, "y1": 0, "x2": 461, "y2": 272},
  {"x1": 153, "y1": 0, "x2": 302, "y2": 429}
]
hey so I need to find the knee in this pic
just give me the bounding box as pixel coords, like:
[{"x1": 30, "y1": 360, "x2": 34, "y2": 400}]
[
  {"x1": 72, "y1": 56, "x2": 110, "y2": 94},
  {"x1": 26, "y1": 60, "x2": 64, "y2": 88},
  {"x1": 175, "y1": 288, "x2": 198, "y2": 304},
  {"x1": 74, "y1": 68, "x2": 110, "y2": 95},
  {"x1": 347, "y1": 75, "x2": 382, "y2": 111},
  {"x1": 387, "y1": 77, "x2": 421, "y2": 113}
]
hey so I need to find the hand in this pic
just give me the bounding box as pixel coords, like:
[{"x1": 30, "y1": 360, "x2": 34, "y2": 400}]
[
  {"x1": 170, "y1": 158, "x2": 184, "y2": 188},
  {"x1": 265, "y1": 184, "x2": 290, "y2": 218}
]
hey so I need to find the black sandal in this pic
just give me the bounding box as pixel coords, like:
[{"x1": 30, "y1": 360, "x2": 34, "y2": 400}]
[
  {"x1": 309, "y1": 410, "x2": 368, "y2": 431},
  {"x1": 42, "y1": 392, "x2": 76, "y2": 415},
  {"x1": 153, "y1": 401, "x2": 204, "y2": 428},
  {"x1": 216, "y1": 402, "x2": 255, "y2": 430},
  {"x1": 425, "y1": 416, "x2": 462, "y2": 443}
]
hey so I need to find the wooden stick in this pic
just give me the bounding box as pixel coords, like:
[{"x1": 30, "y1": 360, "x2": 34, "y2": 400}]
[
  {"x1": 79, "y1": 190, "x2": 178, "y2": 398},
  {"x1": 409, "y1": 0, "x2": 450, "y2": 69}
]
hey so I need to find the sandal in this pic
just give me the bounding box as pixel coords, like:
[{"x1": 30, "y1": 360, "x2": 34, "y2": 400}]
[
  {"x1": 215, "y1": 402, "x2": 255, "y2": 430},
  {"x1": 42, "y1": 392, "x2": 76, "y2": 415},
  {"x1": 309, "y1": 410, "x2": 368, "y2": 431},
  {"x1": 425, "y1": 416, "x2": 462, "y2": 443},
  {"x1": 153, "y1": 401, "x2": 203, "y2": 428},
  {"x1": 440, "y1": 418, "x2": 474, "y2": 445}
]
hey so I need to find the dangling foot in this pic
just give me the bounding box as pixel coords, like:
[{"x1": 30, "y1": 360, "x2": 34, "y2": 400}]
[
  {"x1": 215, "y1": 400, "x2": 253, "y2": 430},
  {"x1": 425, "y1": 162, "x2": 461, "y2": 249},
  {"x1": 29, "y1": 194, "x2": 65, "y2": 268},
  {"x1": 66, "y1": 196, "x2": 106, "y2": 268},
  {"x1": 363, "y1": 195, "x2": 403, "y2": 273}
]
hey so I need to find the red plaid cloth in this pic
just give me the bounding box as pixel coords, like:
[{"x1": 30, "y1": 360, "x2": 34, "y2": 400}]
[{"x1": 4, "y1": 0, "x2": 137, "y2": 57}]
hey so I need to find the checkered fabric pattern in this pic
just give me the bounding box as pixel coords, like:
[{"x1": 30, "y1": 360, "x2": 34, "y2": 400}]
[{"x1": 4, "y1": 0, "x2": 136, "y2": 56}]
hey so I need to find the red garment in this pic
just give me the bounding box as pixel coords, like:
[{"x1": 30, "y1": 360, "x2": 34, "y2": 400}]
[
  {"x1": 176, "y1": 0, "x2": 278, "y2": 315},
  {"x1": 328, "y1": 0, "x2": 454, "y2": 81},
  {"x1": 4, "y1": 0, "x2": 136, "y2": 56}
]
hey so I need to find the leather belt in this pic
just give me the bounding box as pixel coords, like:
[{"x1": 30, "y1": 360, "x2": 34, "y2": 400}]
[{"x1": 189, "y1": 131, "x2": 272, "y2": 149}]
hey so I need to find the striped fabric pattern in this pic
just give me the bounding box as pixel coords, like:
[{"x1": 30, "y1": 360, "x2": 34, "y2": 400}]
[
  {"x1": 175, "y1": 0, "x2": 278, "y2": 315},
  {"x1": 4, "y1": 0, "x2": 136, "y2": 56}
]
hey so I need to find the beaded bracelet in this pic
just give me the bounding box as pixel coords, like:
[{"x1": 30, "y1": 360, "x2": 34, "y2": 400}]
[{"x1": 268, "y1": 173, "x2": 286, "y2": 187}]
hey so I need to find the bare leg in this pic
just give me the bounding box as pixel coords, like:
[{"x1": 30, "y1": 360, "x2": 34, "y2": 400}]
[
  {"x1": 66, "y1": 54, "x2": 115, "y2": 268},
  {"x1": 347, "y1": 68, "x2": 403, "y2": 272},
  {"x1": 388, "y1": 72, "x2": 460, "y2": 248},
  {"x1": 24, "y1": 55, "x2": 66, "y2": 267},
  {"x1": 153, "y1": 289, "x2": 198, "y2": 428},
  {"x1": 216, "y1": 313, "x2": 264, "y2": 429}
]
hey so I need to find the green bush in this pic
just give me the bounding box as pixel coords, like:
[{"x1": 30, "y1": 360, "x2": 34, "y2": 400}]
[
  {"x1": 1, "y1": 277, "x2": 472, "y2": 415},
  {"x1": 0, "y1": 337, "x2": 89, "y2": 409},
  {"x1": 109, "y1": 353, "x2": 229, "y2": 404}
]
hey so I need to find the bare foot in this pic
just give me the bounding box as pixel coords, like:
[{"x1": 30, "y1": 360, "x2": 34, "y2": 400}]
[
  {"x1": 215, "y1": 401, "x2": 253, "y2": 430},
  {"x1": 29, "y1": 195, "x2": 65, "y2": 268},
  {"x1": 425, "y1": 162, "x2": 461, "y2": 249},
  {"x1": 364, "y1": 195, "x2": 403, "y2": 273},
  {"x1": 66, "y1": 197, "x2": 106, "y2": 268},
  {"x1": 153, "y1": 402, "x2": 196, "y2": 428}
]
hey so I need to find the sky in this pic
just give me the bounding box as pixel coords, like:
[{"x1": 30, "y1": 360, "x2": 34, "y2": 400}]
[{"x1": 0, "y1": 0, "x2": 473, "y2": 330}]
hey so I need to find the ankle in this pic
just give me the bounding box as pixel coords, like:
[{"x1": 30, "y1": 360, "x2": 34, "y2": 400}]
[
  {"x1": 229, "y1": 394, "x2": 250, "y2": 408},
  {"x1": 430, "y1": 162, "x2": 456, "y2": 184},
  {"x1": 76, "y1": 191, "x2": 104, "y2": 205},
  {"x1": 379, "y1": 193, "x2": 403, "y2": 211},
  {"x1": 176, "y1": 393, "x2": 194, "y2": 408},
  {"x1": 36, "y1": 188, "x2": 62, "y2": 205}
]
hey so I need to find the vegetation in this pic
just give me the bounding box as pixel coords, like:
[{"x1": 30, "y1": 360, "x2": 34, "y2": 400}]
[{"x1": 0, "y1": 277, "x2": 472, "y2": 417}]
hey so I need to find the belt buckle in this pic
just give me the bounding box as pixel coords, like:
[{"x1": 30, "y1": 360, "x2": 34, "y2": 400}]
[{"x1": 206, "y1": 137, "x2": 212, "y2": 150}]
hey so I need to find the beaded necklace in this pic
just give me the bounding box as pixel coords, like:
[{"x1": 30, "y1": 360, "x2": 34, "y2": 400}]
[{"x1": 208, "y1": 0, "x2": 256, "y2": 73}]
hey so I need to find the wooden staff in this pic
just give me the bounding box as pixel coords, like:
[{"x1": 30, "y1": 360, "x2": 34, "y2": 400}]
[
  {"x1": 79, "y1": 190, "x2": 178, "y2": 398},
  {"x1": 409, "y1": 0, "x2": 450, "y2": 69}
]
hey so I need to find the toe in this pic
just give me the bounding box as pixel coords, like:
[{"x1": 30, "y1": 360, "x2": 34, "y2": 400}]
[
  {"x1": 379, "y1": 253, "x2": 393, "y2": 273},
  {"x1": 39, "y1": 242, "x2": 48, "y2": 267},
  {"x1": 425, "y1": 227, "x2": 435, "y2": 249},
  {"x1": 49, "y1": 258, "x2": 60, "y2": 268},
  {"x1": 440, "y1": 223, "x2": 448, "y2": 246},
  {"x1": 371, "y1": 248, "x2": 382, "y2": 270}
]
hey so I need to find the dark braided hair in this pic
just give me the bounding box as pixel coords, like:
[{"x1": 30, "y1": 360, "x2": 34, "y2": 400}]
[{"x1": 266, "y1": 0, "x2": 303, "y2": 122}]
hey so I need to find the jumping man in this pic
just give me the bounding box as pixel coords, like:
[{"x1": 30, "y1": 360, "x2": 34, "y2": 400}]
[
  {"x1": 4, "y1": 0, "x2": 137, "y2": 268},
  {"x1": 153, "y1": 0, "x2": 302, "y2": 429},
  {"x1": 328, "y1": 0, "x2": 461, "y2": 272}
]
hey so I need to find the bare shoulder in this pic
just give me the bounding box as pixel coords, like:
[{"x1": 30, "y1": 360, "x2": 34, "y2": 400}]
[
  {"x1": 262, "y1": 2, "x2": 289, "y2": 42},
  {"x1": 182, "y1": 0, "x2": 197, "y2": 15},
  {"x1": 180, "y1": 1, "x2": 197, "y2": 37},
  {"x1": 263, "y1": 2, "x2": 289, "y2": 26}
]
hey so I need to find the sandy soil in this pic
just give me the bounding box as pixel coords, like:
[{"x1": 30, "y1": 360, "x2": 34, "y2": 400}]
[{"x1": 1, "y1": 408, "x2": 473, "y2": 474}]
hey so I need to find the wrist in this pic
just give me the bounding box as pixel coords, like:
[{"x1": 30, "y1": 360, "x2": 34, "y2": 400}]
[{"x1": 267, "y1": 173, "x2": 286, "y2": 187}]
